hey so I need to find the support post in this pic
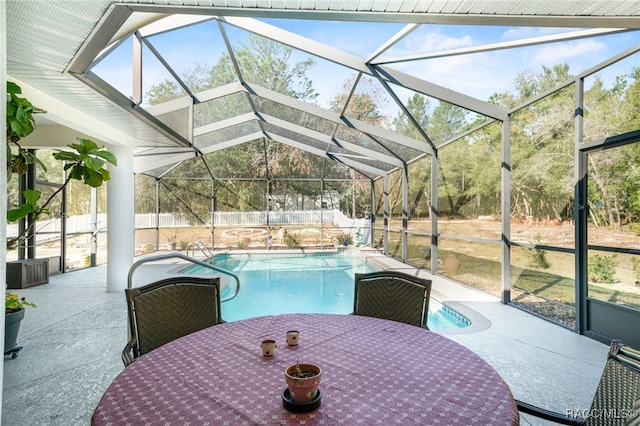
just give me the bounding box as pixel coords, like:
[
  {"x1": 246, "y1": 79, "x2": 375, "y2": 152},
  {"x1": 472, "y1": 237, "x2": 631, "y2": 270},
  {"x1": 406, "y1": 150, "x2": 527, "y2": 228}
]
[
  {"x1": 401, "y1": 164, "x2": 408, "y2": 262},
  {"x1": 26, "y1": 150, "x2": 36, "y2": 258},
  {"x1": 90, "y1": 187, "x2": 98, "y2": 267},
  {"x1": 575, "y1": 78, "x2": 586, "y2": 334},
  {"x1": 370, "y1": 179, "x2": 375, "y2": 247},
  {"x1": 383, "y1": 175, "x2": 389, "y2": 254},
  {"x1": 155, "y1": 178, "x2": 160, "y2": 250},
  {"x1": 430, "y1": 153, "x2": 439, "y2": 274},
  {"x1": 501, "y1": 117, "x2": 512, "y2": 304},
  {"x1": 211, "y1": 177, "x2": 215, "y2": 249}
]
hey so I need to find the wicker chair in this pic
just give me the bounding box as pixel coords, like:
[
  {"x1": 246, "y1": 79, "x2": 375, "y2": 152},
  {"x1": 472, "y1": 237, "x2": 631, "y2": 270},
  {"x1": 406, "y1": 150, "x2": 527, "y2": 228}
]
[
  {"x1": 353, "y1": 271, "x2": 432, "y2": 329},
  {"x1": 516, "y1": 340, "x2": 640, "y2": 425},
  {"x1": 122, "y1": 276, "x2": 223, "y2": 367}
]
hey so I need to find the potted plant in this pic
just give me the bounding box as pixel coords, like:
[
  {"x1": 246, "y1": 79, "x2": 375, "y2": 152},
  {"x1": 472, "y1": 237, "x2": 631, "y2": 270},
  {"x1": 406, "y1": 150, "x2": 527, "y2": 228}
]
[
  {"x1": 5, "y1": 290, "x2": 36, "y2": 358},
  {"x1": 163, "y1": 230, "x2": 177, "y2": 250},
  {"x1": 284, "y1": 360, "x2": 322, "y2": 404},
  {"x1": 334, "y1": 232, "x2": 353, "y2": 247},
  {"x1": 285, "y1": 233, "x2": 301, "y2": 248},
  {"x1": 178, "y1": 240, "x2": 189, "y2": 251}
]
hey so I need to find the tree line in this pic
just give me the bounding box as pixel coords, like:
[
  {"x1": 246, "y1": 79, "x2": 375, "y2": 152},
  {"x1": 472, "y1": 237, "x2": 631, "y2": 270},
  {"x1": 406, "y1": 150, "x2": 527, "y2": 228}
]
[{"x1": 137, "y1": 33, "x2": 640, "y2": 230}]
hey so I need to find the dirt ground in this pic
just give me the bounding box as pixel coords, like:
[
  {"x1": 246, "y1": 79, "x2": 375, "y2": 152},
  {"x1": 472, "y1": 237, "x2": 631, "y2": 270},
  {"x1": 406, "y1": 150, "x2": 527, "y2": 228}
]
[
  {"x1": 135, "y1": 225, "x2": 347, "y2": 253},
  {"x1": 18, "y1": 218, "x2": 637, "y2": 326},
  {"x1": 136, "y1": 219, "x2": 640, "y2": 283}
]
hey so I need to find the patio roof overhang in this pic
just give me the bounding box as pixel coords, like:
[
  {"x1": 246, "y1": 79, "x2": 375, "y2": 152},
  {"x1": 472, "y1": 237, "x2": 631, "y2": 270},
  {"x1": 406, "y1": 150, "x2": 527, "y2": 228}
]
[{"x1": 6, "y1": 1, "x2": 640, "y2": 179}]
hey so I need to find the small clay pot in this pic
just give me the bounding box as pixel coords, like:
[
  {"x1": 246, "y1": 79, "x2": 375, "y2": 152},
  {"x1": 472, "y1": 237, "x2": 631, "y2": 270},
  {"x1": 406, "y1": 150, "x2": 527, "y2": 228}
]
[{"x1": 284, "y1": 363, "x2": 322, "y2": 403}]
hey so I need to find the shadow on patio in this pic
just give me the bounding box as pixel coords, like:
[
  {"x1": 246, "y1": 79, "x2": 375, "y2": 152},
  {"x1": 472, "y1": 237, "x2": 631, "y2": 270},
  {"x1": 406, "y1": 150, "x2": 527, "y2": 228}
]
[{"x1": 2, "y1": 253, "x2": 608, "y2": 425}]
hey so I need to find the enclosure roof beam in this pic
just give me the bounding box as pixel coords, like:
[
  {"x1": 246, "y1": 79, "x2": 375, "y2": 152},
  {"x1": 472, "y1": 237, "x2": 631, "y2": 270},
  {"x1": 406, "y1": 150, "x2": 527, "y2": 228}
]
[
  {"x1": 194, "y1": 112, "x2": 256, "y2": 137},
  {"x1": 265, "y1": 131, "x2": 382, "y2": 174},
  {"x1": 144, "y1": 79, "x2": 434, "y2": 156},
  {"x1": 372, "y1": 28, "x2": 632, "y2": 64},
  {"x1": 245, "y1": 83, "x2": 433, "y2": 154},
  {"x1": 261, "y1": 114, "x2": 405, "y2": 168},
  {"x1": 189, "y1": 106, "x2": 408, "y2": 170},
  {"x1": 329, "y1": 154, "x2": 387, "y2": 177},
  {"x1": 221, "y1": 16, "x2": 507, "y2": 120},
  {"x1": 133, "y1": 132, "x2": 263, "y2": 174}
]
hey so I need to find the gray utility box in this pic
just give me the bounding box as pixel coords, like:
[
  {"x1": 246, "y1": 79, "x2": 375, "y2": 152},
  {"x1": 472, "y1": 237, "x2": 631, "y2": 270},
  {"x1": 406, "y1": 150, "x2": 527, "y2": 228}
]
[{"x1": 6, "y1": 258, "x2": 50, "y2": 289}]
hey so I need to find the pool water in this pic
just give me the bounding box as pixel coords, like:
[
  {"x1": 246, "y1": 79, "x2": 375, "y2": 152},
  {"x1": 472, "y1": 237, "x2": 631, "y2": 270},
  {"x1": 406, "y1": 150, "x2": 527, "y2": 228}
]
[{"x1": 191, "y1": 253, "x2": 469, "y2": 330}]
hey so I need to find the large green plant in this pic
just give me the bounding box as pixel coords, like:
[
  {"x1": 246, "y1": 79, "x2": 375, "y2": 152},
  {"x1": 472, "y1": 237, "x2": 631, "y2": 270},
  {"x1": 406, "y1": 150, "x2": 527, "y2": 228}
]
[
  {"x1": 6, "y1": 81, "x2": 47, "y2": 175},
  {"x1": 5, "y1": 81, "x2": 117, "y2": 250}
]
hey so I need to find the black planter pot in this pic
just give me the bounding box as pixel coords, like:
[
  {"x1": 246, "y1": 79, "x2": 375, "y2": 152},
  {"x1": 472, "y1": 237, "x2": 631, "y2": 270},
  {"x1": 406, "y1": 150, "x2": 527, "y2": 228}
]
[{"x1": 5, "y1": 309, "x2": 25, "y2": 359}]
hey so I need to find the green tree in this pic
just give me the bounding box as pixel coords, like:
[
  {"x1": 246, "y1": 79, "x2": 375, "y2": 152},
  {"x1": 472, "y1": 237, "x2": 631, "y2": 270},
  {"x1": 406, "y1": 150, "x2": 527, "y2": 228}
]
[
  {"x1": 428, "y1": 101, "x2": 468, "y2": 145},
  {"x1": 626, "y1": 67, "x2": 640, "y2": 130},
  {"x1": 329, "y1": 75, "x2": 387, "y2": 217},
  {"x1": 583, "y1": 70, "x2": 640, "y2": 228},
  {"x1": 505, "y1": 65, "x2": 576, "y2": 222},
  {"x1": 142, "y1": 34, "x2": 328, "y2": 215},
  {"x1": 432, "y1": 102, "x2": 475, "y2": 217},
  {"x1": 392, "y1": 93, "x2": 431, "y2": 139},
  {"x1": 393, "y1": 94, "x2": 433, "y2": 218},
  {"x1": 330, "y1": 75, "x2": 388, "y2": 126}
]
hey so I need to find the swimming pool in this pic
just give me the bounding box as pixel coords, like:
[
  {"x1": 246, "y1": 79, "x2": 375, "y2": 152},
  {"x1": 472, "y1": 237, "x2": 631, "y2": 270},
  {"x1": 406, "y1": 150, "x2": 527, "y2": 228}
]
[{"x1": 186, "y1": 252, "x2": 470, "y2": 330}]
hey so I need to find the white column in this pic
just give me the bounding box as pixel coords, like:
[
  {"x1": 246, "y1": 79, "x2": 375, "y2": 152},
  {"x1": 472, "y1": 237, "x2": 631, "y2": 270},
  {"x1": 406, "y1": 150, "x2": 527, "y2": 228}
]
[{"x1": 107, "y1": 144, "x2": 134, "y2": 293}]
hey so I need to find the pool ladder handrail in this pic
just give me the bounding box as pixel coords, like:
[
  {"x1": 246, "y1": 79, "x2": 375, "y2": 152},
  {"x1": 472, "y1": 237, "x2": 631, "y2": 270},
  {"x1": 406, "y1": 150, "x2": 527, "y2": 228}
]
[
  {"x1": 187, "y1": 240, "x2": 215, "y2": 259},
  {"x1": 127, "y1": 252, "x2": 241, "y2": 302}
]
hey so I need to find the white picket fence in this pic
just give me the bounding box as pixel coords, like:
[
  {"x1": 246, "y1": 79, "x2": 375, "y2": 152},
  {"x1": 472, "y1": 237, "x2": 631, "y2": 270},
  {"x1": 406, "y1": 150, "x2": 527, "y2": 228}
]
[
  {"x1": 7, "y1": 209, "x2": 372, "y2": 244},
  {"x1": 135, "y1": 210, "x2": 338, "y2": 227}
]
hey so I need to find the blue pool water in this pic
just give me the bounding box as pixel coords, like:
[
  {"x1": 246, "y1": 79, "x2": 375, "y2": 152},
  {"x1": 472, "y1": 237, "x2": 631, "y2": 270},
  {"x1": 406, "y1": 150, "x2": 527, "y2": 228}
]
[{"x1": 188, "y1": 252, "x2": 470, "y2": 330}]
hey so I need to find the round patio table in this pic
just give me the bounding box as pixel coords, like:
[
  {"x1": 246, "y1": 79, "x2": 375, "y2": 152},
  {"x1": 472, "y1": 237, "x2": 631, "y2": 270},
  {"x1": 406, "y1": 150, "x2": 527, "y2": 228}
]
[{"x1": 92, "y1": 313, "x2": 519, "y2": 425}]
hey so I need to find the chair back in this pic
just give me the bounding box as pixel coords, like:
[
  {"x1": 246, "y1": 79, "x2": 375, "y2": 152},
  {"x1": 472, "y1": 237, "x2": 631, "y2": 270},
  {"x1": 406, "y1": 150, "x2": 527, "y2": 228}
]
[
  {"x1": 126, "y1": 277, "x2": 223, "y2": 359},
  {"x1": 587, "y1": 340, "x2": 640, "y2": 426},
  {"x1": 354, "y1": 270, "x2": 432, "y2": 328}
]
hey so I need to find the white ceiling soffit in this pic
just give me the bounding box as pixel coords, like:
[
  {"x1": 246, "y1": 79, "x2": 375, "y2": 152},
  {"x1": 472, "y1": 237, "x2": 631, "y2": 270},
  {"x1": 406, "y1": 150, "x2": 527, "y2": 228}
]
[
  {"x1": 123, "y1": 1, "x2": 640, "y2": 28},
  {"x1": 6, "y1": 1, "x2": 179, "y2": 149},
  {"x1": 6, "y1": 0, "x2": 640, "y2": 174}
]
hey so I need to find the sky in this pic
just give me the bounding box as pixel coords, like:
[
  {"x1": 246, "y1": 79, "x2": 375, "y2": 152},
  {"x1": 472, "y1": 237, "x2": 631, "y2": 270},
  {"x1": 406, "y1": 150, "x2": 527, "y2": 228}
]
[{"x1": 92, "y1": 14, "x2": 640, "y2": 121}]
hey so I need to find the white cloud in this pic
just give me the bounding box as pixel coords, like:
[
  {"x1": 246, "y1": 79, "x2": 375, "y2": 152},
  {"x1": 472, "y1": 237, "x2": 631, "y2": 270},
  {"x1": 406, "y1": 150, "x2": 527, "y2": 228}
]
[
  {"x1": 534, "y1": 39, "x2": 606, "y2": 63},
  {"x1": 390, "y1": 50, "x2": 517, "y2": 103},
  {"x1": 502, "y1": 27, "x2": 582, "y2": 41},
  {"x1": 418, "y1": 32, "x2": 474, "y2": 52}
]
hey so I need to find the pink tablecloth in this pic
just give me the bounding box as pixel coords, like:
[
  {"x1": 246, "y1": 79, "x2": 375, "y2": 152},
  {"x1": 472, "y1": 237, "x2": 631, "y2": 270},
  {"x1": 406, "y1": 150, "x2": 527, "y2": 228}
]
[{"x1": 92, "y1": 314, "x2": 519, "y2": 425}]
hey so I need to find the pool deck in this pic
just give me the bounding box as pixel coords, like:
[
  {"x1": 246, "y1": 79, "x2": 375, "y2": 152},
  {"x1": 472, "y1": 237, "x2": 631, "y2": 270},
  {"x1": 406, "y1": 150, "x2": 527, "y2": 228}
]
[{"x1": 2, "y1": 250, "x2": 608, "y2": 425}]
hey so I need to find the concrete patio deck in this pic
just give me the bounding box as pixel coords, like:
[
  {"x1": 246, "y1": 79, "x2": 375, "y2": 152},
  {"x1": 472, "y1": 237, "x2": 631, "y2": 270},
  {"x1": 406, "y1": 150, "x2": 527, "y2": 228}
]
[{"x1": 2, "y1": 252, "x2": 608, "y2": 425}]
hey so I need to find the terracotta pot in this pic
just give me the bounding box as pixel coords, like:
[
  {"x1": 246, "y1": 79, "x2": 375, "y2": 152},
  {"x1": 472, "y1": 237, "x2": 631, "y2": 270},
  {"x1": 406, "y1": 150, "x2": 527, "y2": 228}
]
[{"x1": 284, "y1": 363, "x2": 322, "y2": 403}]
